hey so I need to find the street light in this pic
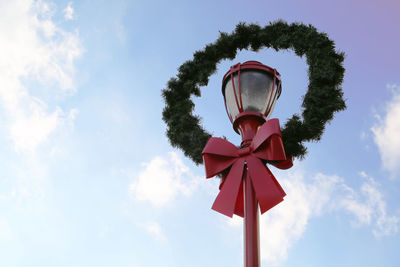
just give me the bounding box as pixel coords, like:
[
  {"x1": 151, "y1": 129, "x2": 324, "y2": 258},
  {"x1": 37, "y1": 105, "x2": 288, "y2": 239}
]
[
  {"x1": 165, "y1": 22, "x2": 344, "y2": 267},
  {"x1": 222, "y1": 61, "x2": 282, "y2": 267},
  {"x1": 222, "y1": 61, "x2": 281, "y2": 134}
]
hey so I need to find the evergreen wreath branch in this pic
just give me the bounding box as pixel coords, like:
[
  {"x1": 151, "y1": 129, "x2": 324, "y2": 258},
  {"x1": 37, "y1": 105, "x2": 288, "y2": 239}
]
[{"x1": 162, "y1": 20, "x2": 346, "y2": 164}]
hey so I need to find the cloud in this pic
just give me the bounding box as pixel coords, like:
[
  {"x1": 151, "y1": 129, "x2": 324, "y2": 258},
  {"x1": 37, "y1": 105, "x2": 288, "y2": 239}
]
[
  {"x1": 226, "y1": 167, "x2": 399, "y2": 265},
  {"x1": 9, "y1": 104, "x2": 78, "y2": 153},
  {"x1": 371, "y1": 84, "x2": 400, "y2": 176},
  {"x1": 0, "y1": 0, "x2": 82, "y2": 152},
  {"x1": 129, "y1": 152, "x2": 203, "y2": 207},
  {"x1": 139, "y1": 221, "x2": 167, "y2": 243},
  {"x1": 340, "y1": 171, "x2": 399, "y2": 237},
  {"x1": 258, "y1": 170, "x2": 341, "y2": 265},
  {"x1": 129, "y1": 153, "x2": 398, "y2": 264},
  {"x1": 63, "y1": 2, "x2": 74, "y2": 20}
]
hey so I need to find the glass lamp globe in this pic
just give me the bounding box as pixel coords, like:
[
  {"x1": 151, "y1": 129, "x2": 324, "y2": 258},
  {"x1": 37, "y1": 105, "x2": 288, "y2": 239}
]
[{"x1": 222, "y1": 61, "x2": 282, "y2": 126}]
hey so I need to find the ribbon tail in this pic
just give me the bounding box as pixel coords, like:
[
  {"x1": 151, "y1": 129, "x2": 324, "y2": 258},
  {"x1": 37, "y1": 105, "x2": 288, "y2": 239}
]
[
  {"x1": 270, "y1": 157, "x2": 293, "y2": 170},
  {"x1": 212, "y1": 159, "x2": 245, "y2": 217},
  {"x1": 246, "y1": 156, "x2": 286, "y2": 214},
  {"x1": 234, "y1": 180, "x2": 244, "y2": 217}
]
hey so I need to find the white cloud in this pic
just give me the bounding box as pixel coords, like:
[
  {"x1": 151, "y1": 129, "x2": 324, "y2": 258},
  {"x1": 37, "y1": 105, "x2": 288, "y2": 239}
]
[
  {"x1": 129, "y1": 152, "x2": 203, "y2": 207},
  {"x1": 10, "y1": 104, "x2": 78, "y2": 152},
  {"x1": 2, "y1": 154, "x2": 51, "y2": 202},
  {"x1": 63, "y1": 2, "x2": 74, "y2": 20},
  {"x1": 258, "y1": 170, "x2": 341, "y2": 265},
  {"x1": 139, "y1": 221, "x2": 167, "y2": 243},
  {"x1": 129, "y1": 153, "x2": 398, "y2": 264},
  {"x1": 227, "y1": 215, "x2": 242, "y2": 228},
  {"x1": 340, "y1": 172, "x2": 399, "y2": 237},
  {"x1": 371, "y1": 84, "x2": 400, "y2": 176},
  {"x1": 226, "y1": 167, "x2": 399, "y2": 265},
  {"x1": 0, "y1": 0, "x2": 83, "y2": 152}
]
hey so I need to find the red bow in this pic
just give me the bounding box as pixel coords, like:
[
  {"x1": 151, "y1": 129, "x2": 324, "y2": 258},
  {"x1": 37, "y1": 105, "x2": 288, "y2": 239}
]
[{"x1": 202, "y1": 119, "x2": 293, "y2": 217}]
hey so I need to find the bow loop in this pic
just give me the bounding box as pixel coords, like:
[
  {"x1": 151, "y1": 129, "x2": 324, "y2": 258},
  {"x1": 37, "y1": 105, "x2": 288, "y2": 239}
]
[
  {"x1": 251, "y1": 118, "x2": 281, "y2": 152},
  {"x1": 202, "y1": 137, "x2": 239, "y2": 178},
  {"x1": 202, "y1": 137, "x2": 239, "y2": 157},
  {"x1": 252, "y1": 134, "x2": 287, "y2": 161}
]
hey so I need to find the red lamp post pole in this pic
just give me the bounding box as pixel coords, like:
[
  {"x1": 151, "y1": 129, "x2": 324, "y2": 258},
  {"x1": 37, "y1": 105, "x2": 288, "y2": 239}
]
[
  {"x1": 235, "y1": 113, "x2": 265, "y2": 267},
  {"x1": 220, "y1": 61, "x2": 283, "y2": 267},
  {"x1": 244, "y1": 168, "x2": 260, "y2": 267}
]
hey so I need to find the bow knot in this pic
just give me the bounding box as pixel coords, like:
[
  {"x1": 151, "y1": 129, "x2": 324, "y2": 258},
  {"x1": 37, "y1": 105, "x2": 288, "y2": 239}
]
[
  {"x1": 238, "y1": 146, "x2": 251, "y2": 156},
  {"x1": 202, "y1": 118, "x2": 292, "y2": 217}
]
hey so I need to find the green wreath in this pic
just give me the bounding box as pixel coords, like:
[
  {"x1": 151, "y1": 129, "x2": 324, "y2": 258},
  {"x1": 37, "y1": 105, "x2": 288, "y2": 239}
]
[{"x1": 162, "y1": 20, "x2": 346, "y2": 165}]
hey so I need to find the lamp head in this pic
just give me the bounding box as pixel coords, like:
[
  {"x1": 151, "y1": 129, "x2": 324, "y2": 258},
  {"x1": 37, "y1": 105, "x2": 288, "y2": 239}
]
[{"x1": 222, "y1": 61, "x2": 282, "y2": 134}]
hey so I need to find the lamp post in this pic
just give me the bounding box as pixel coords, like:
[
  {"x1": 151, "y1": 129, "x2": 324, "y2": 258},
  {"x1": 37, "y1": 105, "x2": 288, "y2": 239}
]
[
  {"x1": 222, "y1": 61, "x2": 282, "y2": 267},
  {"x1": 165, "y1": 22, "x2": 345, "y2": 267}
]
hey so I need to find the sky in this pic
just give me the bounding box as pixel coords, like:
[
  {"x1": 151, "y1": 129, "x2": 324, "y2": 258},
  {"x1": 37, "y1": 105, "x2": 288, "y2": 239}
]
[{"x1": 0, "y1": 0, "x2": 399, "y2": 266}]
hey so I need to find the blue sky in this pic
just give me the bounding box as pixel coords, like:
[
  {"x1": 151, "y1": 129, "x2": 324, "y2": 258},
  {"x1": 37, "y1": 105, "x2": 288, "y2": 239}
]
[{"x1": 0, "y1": 0, "x2": 399, "y2": 266}]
